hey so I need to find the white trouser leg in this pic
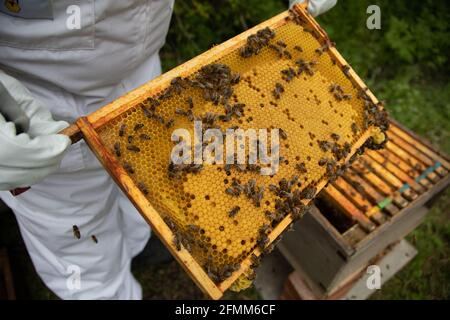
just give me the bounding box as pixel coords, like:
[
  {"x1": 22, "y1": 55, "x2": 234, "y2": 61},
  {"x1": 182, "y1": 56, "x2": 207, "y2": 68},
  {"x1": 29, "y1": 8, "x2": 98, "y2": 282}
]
[
  {"x1": 117, "y1": 193, "x2": 151, "y2": 258},
  {"x1": 0, "y1": 148, "x2": 149, "y2": 300}
]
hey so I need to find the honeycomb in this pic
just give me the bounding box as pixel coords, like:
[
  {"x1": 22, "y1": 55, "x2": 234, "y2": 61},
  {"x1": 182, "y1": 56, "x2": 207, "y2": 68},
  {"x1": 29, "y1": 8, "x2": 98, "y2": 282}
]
[{"x1": 96, "y1": 13, "x2": 380, "y2": 287}]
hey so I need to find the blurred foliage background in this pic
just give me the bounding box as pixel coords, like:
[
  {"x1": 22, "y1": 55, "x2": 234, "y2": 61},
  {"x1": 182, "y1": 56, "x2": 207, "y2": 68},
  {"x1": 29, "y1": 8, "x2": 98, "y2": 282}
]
[{"x1": 159, "y1": 0, "x2": 450, "y2": 300}]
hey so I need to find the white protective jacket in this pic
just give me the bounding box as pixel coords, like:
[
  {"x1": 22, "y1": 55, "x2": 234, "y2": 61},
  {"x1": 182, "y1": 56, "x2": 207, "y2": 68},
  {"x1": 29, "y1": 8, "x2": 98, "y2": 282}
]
[{"x1": 0, "y1": 0, "x2": 174, "y2": 299}]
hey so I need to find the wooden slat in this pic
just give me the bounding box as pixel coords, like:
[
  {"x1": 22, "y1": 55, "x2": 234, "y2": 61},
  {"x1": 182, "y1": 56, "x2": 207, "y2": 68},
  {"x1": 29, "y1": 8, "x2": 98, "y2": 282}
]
[
  {"x1": 385, "y1": 141, "x2": 438, "y2": 185},
  {"x1": 388, "y1": 131, "x2": 440, "y2": 183},
  {"x1": 390, "y1": 123, "x2": 450, "y2": 171},
  {"x1": 351, "y1": 160, "x2": 408, "y2": 208},
  {"x1": 322, "y1": 185, "x2": 376, "y2": 233},
  {"x1": 376, "y1": 147, "x2": 433, "y2": 189},
  {"x1": 366, "y1": 150, "x2": 425, "y2": 194},
  {"x1": 343, "y1": 168, "x2": 399, "y2": 216},
  {"x1": 359, "y1": 157, "x2": 418, "y2": 202},
  {"x1": 332, "y1": 179, "x2": 386, "y2": 225}
]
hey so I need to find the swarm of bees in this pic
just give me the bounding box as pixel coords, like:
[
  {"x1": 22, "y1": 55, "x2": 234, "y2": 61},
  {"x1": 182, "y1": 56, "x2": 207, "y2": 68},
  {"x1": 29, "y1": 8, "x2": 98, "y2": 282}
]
[
  {"x1": 329, "y1": 82, "x2": 352, "y2": 101},
  {"x1": 269, "y1": 40, "x2": 292, "y2": 59},
  {"x1": 295, "y1": 59, "x2": 318, "y2": 76},
  {"x1": 168, "y1": 162, "x2": 204, "y2": 179},
  {"x1": 239, "y1": 27, "x2": 276, "y2": 58},
  {"x1": 315, "y1": 40, "x2": 335, "y2": 56}
]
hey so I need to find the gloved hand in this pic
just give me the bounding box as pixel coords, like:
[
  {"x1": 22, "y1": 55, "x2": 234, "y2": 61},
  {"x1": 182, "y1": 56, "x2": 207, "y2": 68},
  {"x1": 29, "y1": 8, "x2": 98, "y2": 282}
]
[
  {"x1": 290, "y1": 0, "x2": 337, "y2": 17},
  {"x1": 0, "y1": 71, "x2": 71, "y2": 190}
]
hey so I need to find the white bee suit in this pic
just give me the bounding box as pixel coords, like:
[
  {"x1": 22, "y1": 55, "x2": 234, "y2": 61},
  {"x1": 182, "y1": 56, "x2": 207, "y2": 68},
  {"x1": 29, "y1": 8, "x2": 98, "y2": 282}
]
[{"x1": 0, "y1": 0, "x2": 174, "y2": 299}]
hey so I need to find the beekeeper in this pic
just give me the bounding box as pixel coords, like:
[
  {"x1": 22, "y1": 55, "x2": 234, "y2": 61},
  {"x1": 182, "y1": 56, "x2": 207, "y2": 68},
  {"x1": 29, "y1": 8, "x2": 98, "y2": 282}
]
[{"x1": 0, "y1": 0, "x2": 336, "y2": 299}]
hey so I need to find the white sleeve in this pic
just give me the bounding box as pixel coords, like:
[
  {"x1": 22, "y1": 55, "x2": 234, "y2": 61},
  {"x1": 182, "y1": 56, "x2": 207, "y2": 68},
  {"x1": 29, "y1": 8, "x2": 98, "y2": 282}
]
[
  {"x1": 290, "y1": 0, "x2": 338, "y2": 17},
  {"x1": 0, "y1": 71, "x2": 70, "y2": 190}
]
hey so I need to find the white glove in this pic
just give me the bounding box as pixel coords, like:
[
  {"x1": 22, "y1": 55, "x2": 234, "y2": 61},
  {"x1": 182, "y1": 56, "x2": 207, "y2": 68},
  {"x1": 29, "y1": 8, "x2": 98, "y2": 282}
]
[
  {"x1": 290, "y1": 0, "x2": 337, "y2": 17},
  {"x1": 0, "y1": 71, "x2": 71, "y2": 190}
]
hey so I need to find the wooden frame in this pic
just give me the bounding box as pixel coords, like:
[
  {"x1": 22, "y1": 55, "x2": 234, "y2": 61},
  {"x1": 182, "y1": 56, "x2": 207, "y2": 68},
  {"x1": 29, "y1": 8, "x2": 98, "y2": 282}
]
[{"x1": 60, "y1": 4, "x2": 385, "y2": 299}]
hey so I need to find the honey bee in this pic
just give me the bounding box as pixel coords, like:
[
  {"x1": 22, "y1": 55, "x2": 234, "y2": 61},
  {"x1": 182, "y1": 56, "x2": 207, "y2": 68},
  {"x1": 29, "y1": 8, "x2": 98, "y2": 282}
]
[
  {"x1": 293, "y1": 45, "x2": 303, "y2": 52},
  {"x1": 230, "y1": 73, "x2": 241, "y2": 85},
  {"x1": 281, "y1": 67, "x2": 296, "y2": 82},
  {"x1": 142, "y1": 106, "x2": 154, "y2": 118},
  {"x1": 123, "y1": 161, "x2": 134, "y2": 174},
  {"x1": 114, "y1": 142, "x2": 121, "y2": 157},
  {"x1": 228, "y1": 206, "x2": 240, "y2": 218},
  {"x1": 173, "y1": 232, "x2": 182, "y2": 251},
  {"x1": 295, "y1": 162, "x2": 307, "y2": 174},
  {"x1": 269, "y1": 184, "x2": 281, "y2": 195},
  {"x1": 187, "y1": 224, "x2": 200, "y2": 233},
  {"x1": 163, "y1": 216, "x2": 176, "y2": 231},
  {"x1": 127, "y1": 145, "x2": 140, "y2": 153},
  {"x1": 265, "y1": 210, "x2": 278, "y2": 221},
  {"x1": 263, "y1": 243, "x2": 275, "y2": 255},
  {"x1": 127, "y1": 135, "x2": 134, "y2": 144},
  {"x1": 342, "y1": 94, "x2": 352, "y2": 100},
  {"x1": 189, "y1": 164, "x2": 203, "y2": 174},
  {"x1": 283, "y1": 50, "x2": 292, "y2": 59},
  {"x1": 334, "y1": 92, "x2": 343, "y2": 101},
  {"x1": 91, "y1": 235, "x2": 98, "y2": 244},
  {"x1": 257, "y1": 233, "x2": 269, "y2": 250},
  {"x1": 269, "y1": 44, "x2": 283, "y2": 58},
  {"x1": 329, "y1": 83, "x2": 343, "y2": 93},
  {"x1": 351, "y1": 123, "x2": 360, "y2": 135},
  {"x1": 318, "y1": 140, "x2": 333, "y2": 152},
  {"x1": 139, "y1": 133, "x2": 151, "y2": 141},
  {"x1": 73, "y1": 225, "x2": 81, "y2": 239},
  {"x1": 342, "y1": 65, "x2": 351, "y2": 77},
  {"x1": 225, "y1": 187, "x2": 240, "y2": 197},
  {"x1": 300, "y1": 186, "x2": 316, "y2": 199},
  {"x1": 137, "y1": 182, "x2": 148, "y2": 195},
  {"x1": 279, "y1": 128, "x2": 288, "y2": 140},
  {"x1": 165, "y1": 118, "x2": 175, "y2": 129},
  {"x1": 276, "y1": 40, "x2": 287, "y2": 48},
  {"x1": 318, "y1": 158, "x2": 328, "y2": 166},
  {"x1": 252, "y1": 187, "x2": 265, "y2": 207},
  {"x1": 331, "y1": 133, "x2": 340, "y2": 141},
  {"x1": 134, "y1": 123, "x2": 144, "y2": 131},
  {"x1": 272, "y1": 83, "x2": 284, "y2": 99},
  {"x1": 186, "y1": 97, "x2": 194, "y2": 109},
  {"x1": 315, "y1": 43, "x2": 329, "y2": 55},
  {"x1": 250, "y1": 254, "x2": 261, "y2": 269},
  {"x1": 118, "y1": 124, "x2": 126, "y2": 137}
]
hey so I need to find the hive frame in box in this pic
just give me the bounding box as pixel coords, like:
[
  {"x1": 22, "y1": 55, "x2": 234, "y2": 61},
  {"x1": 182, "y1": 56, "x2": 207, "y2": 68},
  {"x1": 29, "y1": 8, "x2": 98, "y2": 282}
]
[{"x1": 63, "y1": 4, "x2": 381, "y2": 299}]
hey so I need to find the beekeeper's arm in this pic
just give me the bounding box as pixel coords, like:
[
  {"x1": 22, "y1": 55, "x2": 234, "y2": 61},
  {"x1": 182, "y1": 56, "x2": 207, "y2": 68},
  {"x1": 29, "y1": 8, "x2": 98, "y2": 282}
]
[
  {"x1": 290, "y1": 0, "x2": 337, "y2": 17},
  {"x1": 0, "y1": 71, "x2": 71, "y2": 190}
]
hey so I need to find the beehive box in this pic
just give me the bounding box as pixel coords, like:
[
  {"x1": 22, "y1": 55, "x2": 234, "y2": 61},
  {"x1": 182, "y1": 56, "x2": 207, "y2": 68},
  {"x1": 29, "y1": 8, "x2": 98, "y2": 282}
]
[
  {"x1": 279, "y1": 120, "x2": 450, "y2": 296},
  {"x1": 66, "y1": 4, "x2": 387, "y2": 299}
]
